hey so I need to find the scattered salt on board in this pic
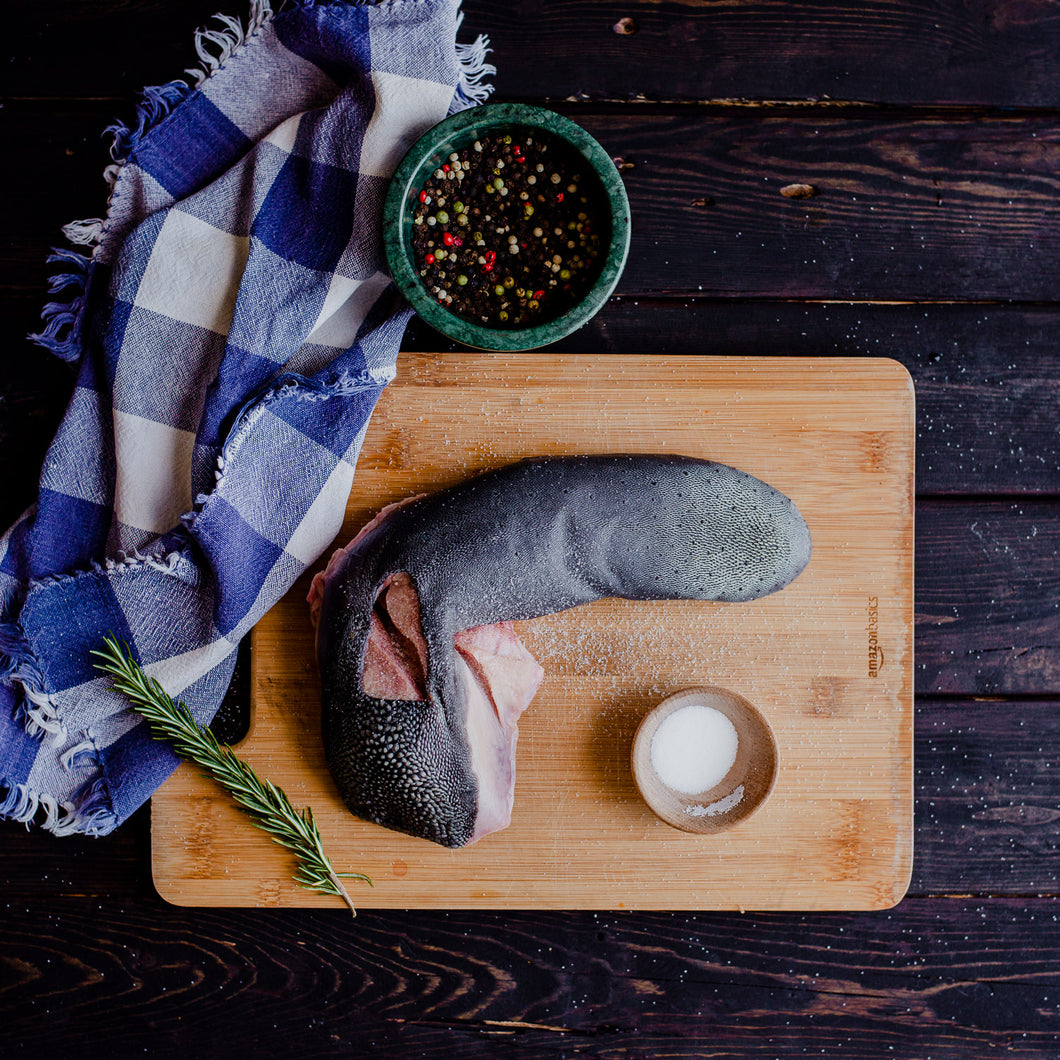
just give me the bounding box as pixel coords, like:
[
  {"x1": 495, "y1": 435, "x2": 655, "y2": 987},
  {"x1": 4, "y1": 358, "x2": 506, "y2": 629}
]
[{"x1": 650, "y1": 703, "x2": 738, "y2": 794}]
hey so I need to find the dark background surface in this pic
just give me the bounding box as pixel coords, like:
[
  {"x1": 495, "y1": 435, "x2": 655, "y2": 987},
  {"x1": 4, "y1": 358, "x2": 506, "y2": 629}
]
[{"x1": 2, "y1": 1, "x2": 1058, "y2": 1056}]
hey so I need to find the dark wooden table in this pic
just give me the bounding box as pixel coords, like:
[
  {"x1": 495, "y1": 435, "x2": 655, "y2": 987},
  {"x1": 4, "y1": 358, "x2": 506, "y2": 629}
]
[{"x1": 3, "y1": 2, "x2": 1058, "y2": 1056}]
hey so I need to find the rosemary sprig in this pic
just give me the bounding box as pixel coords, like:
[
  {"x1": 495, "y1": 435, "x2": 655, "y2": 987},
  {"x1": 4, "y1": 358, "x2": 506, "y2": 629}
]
[{"x1": 93, "y1": 635, "x2": 370, "y2": 915}]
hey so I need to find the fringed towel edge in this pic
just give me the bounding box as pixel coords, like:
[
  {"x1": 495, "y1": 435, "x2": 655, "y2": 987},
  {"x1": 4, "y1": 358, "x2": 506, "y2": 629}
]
[
  {"x1": 0, "y1": 621, "x2": 117, "y2": 834},
  {"x1": 450, "y1": 11, "x2": 496, "y2": 114},
  {"x1": 0, "y1": 776, "x2": 117, "y2": 837},
  {"x1": 27, "y1": 1, "x2": 277, "y2": 364},
  {"x1": 0, "y1": 621, "x2": 65, "y2": 739}
]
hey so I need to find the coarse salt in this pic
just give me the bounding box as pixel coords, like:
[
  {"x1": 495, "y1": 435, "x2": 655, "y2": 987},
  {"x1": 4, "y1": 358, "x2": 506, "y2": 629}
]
[{"x1": 650, "y1": 703, "x2": 738, "y2": 794}]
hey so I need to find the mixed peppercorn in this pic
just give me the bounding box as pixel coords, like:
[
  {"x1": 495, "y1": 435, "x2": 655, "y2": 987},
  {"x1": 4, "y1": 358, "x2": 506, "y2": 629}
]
[{"x1": 410, "y1": 132, "x2": 607, "y2": 329}]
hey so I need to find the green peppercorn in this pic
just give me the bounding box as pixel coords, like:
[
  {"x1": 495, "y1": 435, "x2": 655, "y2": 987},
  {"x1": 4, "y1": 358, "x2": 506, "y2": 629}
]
[
  {"x1": 457, "y1": 274, "x2": 468, "y2": 286},
  {"x1": 435, "y1": 210, "x2": 449, "y2": 224}
]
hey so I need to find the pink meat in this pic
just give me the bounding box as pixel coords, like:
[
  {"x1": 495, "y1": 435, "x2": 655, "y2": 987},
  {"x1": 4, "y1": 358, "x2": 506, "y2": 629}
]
[
  {"x1": 453, "y1": 621, "x2": 544, "y2": 841},
  {"x1": 309, "y1": 501, "x2": 545, "y2": 842}
]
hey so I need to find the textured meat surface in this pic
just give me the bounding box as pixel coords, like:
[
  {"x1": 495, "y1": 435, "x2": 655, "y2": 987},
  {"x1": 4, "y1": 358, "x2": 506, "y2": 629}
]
[{"x1": 313, "y1": 455, "x2": 812, "y2": 848}]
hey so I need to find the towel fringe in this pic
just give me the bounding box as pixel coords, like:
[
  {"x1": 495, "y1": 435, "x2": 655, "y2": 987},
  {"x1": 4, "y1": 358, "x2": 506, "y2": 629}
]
[
  {"x1": 186, "y1": 1, "x2": 274, "y2": 87},
  {"x1": 0, "y1": 621, "x2": 66, "y2": 739},
  {"x1": 61, "y1": 218, "x2": 106, "y2": 247},
  {"x1": 69, "y1": 775, "x2": 118, "y2": 835},
  {"x1": 19, "y1": 685, "x2": 66, "y2": 739},
  {"x1": 61, "y1": 737, "x2": 102, "y2": 772},
  {"x1": 27, "y1": 248, "x2": 92, "y2": 362},
  {"x1": 450, "y1": 14, "x2": 496, "y2": 114},
  {"x1": 23, "y1": 547, "x2": 190, "y2": 594},
  {"x1": 104, "y1": 80, "x2": 197, "y2": 173},
  {"x1": 30, "y1": 1, "x2": 278, "y2": 363},
  {"x1": 0, "y1": 778, "x2": 115, "y2": 836}
]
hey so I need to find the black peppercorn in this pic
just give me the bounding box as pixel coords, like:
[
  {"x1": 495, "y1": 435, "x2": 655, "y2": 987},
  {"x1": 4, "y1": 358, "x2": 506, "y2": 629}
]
[{"x1": 410, "y1": 132, "x2": 608, "y2": 328}]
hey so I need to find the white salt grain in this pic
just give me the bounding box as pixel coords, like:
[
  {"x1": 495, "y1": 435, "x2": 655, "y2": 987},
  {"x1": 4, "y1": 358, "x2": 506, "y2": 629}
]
[
  {"x1": 685, "y1": 785, "x2": 744, "y2": 817},
  {"x1": 650, "y1": 704, "x2": 738, "y2": 794}
]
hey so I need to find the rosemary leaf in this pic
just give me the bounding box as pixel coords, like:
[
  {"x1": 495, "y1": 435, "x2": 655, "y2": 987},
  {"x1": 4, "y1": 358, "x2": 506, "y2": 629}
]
[{"x1": 92, "y1": 635, "x2": 370, "y2": 915}]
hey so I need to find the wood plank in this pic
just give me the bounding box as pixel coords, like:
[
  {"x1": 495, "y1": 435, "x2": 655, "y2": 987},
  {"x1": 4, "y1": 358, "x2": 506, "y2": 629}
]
[
  {"x1": 2, "y1": 292, "x2": 1058, "y2": 516},
  {"x1": 916, "y1": 501, "x2": 1060, "y2": 696},
  {"x1": 410, "y1": 302, "x2": 1060, "y2": 498},
  {"x1": 5, "y1": 695, "x2": 1056, "y2": 900},
  {"x1": 581, "y1": 110, "x2": 1060, "y2": 301},
  {"x1": 0, "y1": 808, "x2": 150, "y2": 902},
  {"x1": 152, "y1": 353, "x2": 915, "y2": 911},
  {"x1": 4, "y1": 102, "x2": 1059, "y2": 301},
  {"x1": 2, "y1": 327, "x2": 1058, "y2": 698},
  {"x1": 7, "y1": 0, "x2": 1060, "y2": 109},
  {"x1": 2, "y1": 302, "x2": 1058, "y2": 696},
  {"x1": 1, "y1": 897, "x2": 1057, "y2": 1057},
  {"x1": 913, "y1": 699, "x2": 1060, "y2": 897},
  {"x1": 481, "y1": 0, "x2": 1060, "y2": 109}
]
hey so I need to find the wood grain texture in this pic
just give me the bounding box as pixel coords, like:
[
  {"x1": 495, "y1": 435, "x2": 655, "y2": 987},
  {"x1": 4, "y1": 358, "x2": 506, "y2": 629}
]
[
  {"x1": 151, "y1": 353, "x2": 915, "y2": 911},
  {"x1": 4, "y1": 697, "x2": 1055, "y2": 902},
  {"x1": 408, "y1": 303, "x2": 1060, "y2": 498},
  {"x1": 479, "y1": 0, "x2": 1060, "y2": 109},
  {"x1": 3, "y1": 103, "x2": 1059, "y2": 301},
  {"x1": 913, "y1": 699, "x2": 1060, "y2": 896},
  {"x1": 916, "y1": 502, "x2": 1060, "y2": 695},
  {"x1": 2, "y1": 898, "x2": 1058, "y2": 1057},
  {"x1": 1, "y1": 0, "x2": 1058, "y2": 1051},
  {"x1": 3, "y1": 294, "x2": 1058, "y2": 532},
  {"x1": 7, "y1": 0, "x2": 1060, "y2": 108},
  {"x1": 585, "y1": 111, "x2": 1060, "y2": 301}
]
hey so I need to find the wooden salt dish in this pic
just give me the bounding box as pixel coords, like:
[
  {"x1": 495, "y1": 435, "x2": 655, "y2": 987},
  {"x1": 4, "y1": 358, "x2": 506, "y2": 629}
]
[{"x1": 631, "y1": 686, "x2": 779, "y2": 834}]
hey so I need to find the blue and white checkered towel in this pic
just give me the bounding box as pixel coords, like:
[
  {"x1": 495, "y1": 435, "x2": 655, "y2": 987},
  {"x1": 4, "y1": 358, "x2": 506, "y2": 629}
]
[{"x1": 0, "y1": 0, "x2": 493, "y2": 836}]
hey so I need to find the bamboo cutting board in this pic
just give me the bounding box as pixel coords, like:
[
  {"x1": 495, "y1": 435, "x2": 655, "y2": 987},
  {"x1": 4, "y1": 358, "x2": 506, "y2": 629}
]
[{"x1": 151, "y1": 354, "x2": 915, "y2": 911}]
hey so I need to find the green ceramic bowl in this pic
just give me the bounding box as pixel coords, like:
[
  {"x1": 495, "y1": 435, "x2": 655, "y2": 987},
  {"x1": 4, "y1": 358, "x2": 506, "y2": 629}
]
[{"x1": 383, "y1": 103, "x2": 631, "y2": 350}]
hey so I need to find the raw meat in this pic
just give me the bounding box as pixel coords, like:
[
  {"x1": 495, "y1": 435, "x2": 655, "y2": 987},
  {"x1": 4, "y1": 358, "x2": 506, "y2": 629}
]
[{"x1": 309, "y1": 455, "x2": 811, "y2": 848}]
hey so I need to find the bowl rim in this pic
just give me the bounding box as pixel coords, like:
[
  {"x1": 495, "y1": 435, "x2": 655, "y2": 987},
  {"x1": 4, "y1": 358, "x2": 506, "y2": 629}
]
[
  {"x1": 383, "y1": 102, "x2": 631, "y2": 351},
  {"x1": 630, "y1": 685, "x2": 780, "y2": 834}
]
